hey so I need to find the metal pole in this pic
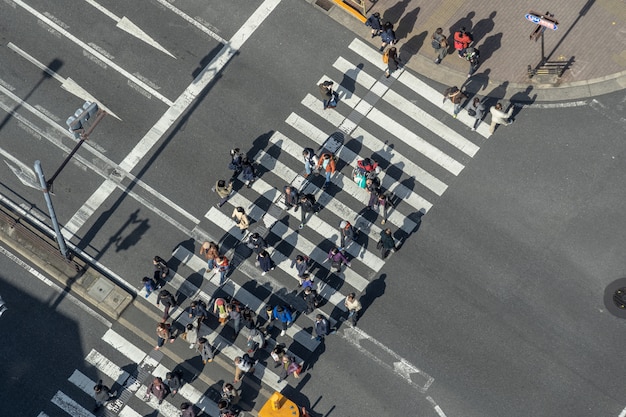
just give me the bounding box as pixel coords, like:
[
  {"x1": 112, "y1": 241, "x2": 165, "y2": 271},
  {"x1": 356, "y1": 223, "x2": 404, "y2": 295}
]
[
  {"x1": 47, "y1": 110, "x2": 107, "y2": 191},
  {"x1": 34, "y1": 160, "x2": 70, "y2": 260}
]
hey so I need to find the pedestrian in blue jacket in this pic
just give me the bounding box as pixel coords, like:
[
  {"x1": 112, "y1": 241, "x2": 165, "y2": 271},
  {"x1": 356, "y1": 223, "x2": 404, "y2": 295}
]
[{"x1": 273, "y1": 305, "x2": 293, "y2": 336}]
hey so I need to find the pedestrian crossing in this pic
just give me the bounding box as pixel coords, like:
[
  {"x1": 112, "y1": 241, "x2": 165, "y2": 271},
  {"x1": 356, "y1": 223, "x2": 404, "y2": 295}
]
[{"x1": 40, "y1": 37, "x2": 490, "y2": 417}]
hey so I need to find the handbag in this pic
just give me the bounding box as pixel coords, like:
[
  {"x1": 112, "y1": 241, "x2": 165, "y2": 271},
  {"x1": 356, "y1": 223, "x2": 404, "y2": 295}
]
[
  {"x1": 376, "y1": 239, "x2": 383, "y2": 250},
  {"x1": 467, "y1": 108, "x2": 477, "y2": 117}
]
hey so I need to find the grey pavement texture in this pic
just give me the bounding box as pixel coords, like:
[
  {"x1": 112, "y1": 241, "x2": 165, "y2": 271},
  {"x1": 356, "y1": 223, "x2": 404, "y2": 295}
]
[{"x1": 319, "y1": 0, "x2": 626, "y2": 102}]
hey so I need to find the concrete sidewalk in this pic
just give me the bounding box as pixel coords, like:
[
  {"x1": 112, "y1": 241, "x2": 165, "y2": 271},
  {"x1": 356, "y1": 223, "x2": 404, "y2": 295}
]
[{"x1": 314, "y1": 0, "x2": 626, "y2": 103}]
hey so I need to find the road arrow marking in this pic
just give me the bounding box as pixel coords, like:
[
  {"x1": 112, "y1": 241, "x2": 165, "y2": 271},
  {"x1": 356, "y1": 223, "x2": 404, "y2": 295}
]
[
  {"x1": 4, "y1": 160, "x2": 39, "y2": 189},
  {"x1": 7, "y1": 42, "x2": 121, "y2": 120},
  {"x1": 83, "y1": 0, "x2": 176, "y2": 58}
]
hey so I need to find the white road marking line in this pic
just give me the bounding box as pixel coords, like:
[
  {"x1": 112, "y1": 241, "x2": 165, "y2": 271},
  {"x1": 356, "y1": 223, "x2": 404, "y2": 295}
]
[
  {"x1": 7, "y1": 42, "x2": 121, "y2": 119},
  {"x1": 153, "y1": 0, "x2": 227, "y2": 44},
  {"x1": 619, "y1": 406, "x2": 626, "y2": 417},
  {"x1": 12, "y1": 0, "x2": 174, "y2": 106},
  {"x1": 0, "y1": 244, "x2": 112, "y2": 327},
  {"x1": 51, "y1": 391, "x2": 94, "y2": 417},
  {"x1": 63, "y1": 0, "x2": 281, "y2": 237},
  {"x1": 102, "y1": 329, "x2": 146, "y2": 364},
  {"x1": 82, "y1": 0, "x2": 176, "y2": 58}
]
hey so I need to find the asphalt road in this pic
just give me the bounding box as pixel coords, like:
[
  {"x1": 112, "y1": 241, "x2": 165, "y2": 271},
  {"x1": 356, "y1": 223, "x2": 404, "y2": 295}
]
[{"x1": 1, "y1": 1, "x2": 626, "y2": 417}]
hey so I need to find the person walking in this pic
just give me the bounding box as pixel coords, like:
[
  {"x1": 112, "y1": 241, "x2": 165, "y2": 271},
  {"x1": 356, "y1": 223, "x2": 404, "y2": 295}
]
[
  {"x1": 383, "y1": 47, "x2": 401, "y2": 78},
  {"x1": 214, "y1": 179, "x2": 233, "y2": 208},
  {"x1": 379, "y1": 21, "x2": 397, "y2": 51},
  {"x1": 246, "y1": 232, "x2": 267, "y2": 255},
  {"x1": 182, "y1": 322, "x2": 199, "y2": 349},
  {"x1": 365, "y1": 177, "x2": 381, "y2": 209},
  {"x1": 277, "y1": 354, "x2": 298, "y2": 383},
  {"x1": 153, "y1": 256, "x2": 169, "y2": 285},
  {"x1": 241, "y1": 157, "x2": 256, "y2": 188},
  {"x1": 318, "y1": 80, "x2": 337, "y2": 110},
  {"x1": 463, "y1": 46, "x2": 480, "y2": 78},
  {"x1": 270, "y1": 344, "x2": 286, "y2": 367},
  {"x1": 339, "y1": 220, "x2": 358, "y2": 250},
  {"x1": 314, "y1": 314, "x2": 334, "y2": 341},
  {"x1": 344, "y1": 292, "x2": 362, "y2": 326},
  {"x1": 489, "y1": 102, "x2": 514, "y2": 134},
  {"x1": 379, "y1": 228, "x2": 398, "y2": 260},
  {"x1": 290, "y1": 254, "x2": 311, "y2": 285},
  {"x1": 181, "y1": 402, "x2": 197, "y2": 417},
  {"x1": 145, "y1": 377, "x2": 167, "y2": 405},
  {"x1": 141, "y1": 276, "x2": 157, "y2": 298},
  {"x1": 283, "y1": 185, "x2": 299, "y2": 211},
  {"x1": 468, "y1": 97, "x2": 486, "y2": 131},
  {"x1": 302, "y1": 148, "x2": 318, "y2": 178},
  {"x1": 155, "y1": 321, "x2": 175, "y2": 350},
  {"x1": 165, "y1": 371, "x2": 182, "y2": 397},
  {"x1": 228, "y1": 302, "x2": 242, "y2": 340},
  {"x1": 234, "y1": 355, "x2": 256, "y2": 383},
  {"x1": 188, "y1": 300, "x2": 209, "y2": 330},
  {"x1": 365, "y1": 12, "x2": 382, "y2": 38},
  {"x1": 200, "y1": 241, "x2": 220, "y2": 270},
  {"x1": 93, "y1": 380, "x2": 116, "y2": 411},
  {"x1": 303, "y1": 286, "x2": 320, "y2": 314},
  {"x1": 214, "y1": 297, "x2": 230, "y2": 325},
  {"x1": 156, "y1": 289, "x2": 177, "y2": 321},
  {"x1": 316, "y1": 153, "x2": 336, "y2": 190},
  {"x1": 431, "y1": 27, "x2": 448, "y2": 64},
  {"x1": 228, "y1": 148, "x2": 243, "y2": 180},
  {"x1": 273, "y1": 305, "x2": 293, "y2": 337},
  {"x1": 231, "y1": 206, "x2": 250, "y2": 233},
  {"x1": 196, "y1": 337, "x2": 214, "y2": 364},
  {"x1": 263, "y1": 304, "x2": 275, "y2": 333},
  {"x1": 257, "y1": 250, "x2": 275, "y2": 276},
  {"x1": 326, "y1": 247, "x2": 351, "y2": 273},
  {"x1": 453, "y1": 27, "x2": 472, "y2": 57},
  {"x1": 376, "y1": 192, "x2": 393, "y2": 225},
  {"x1": 214, "y1": 255, "x2": 230, "y2": 285},
  {"x1": 222, "y1": 382, "x2": 240, "y2": 407},
  {"x1": 443, "y1": 86, "x2": 467, "y2": 118},
  {"x1": 298, "y1": 193, "x2": 318, "y2": 229}
]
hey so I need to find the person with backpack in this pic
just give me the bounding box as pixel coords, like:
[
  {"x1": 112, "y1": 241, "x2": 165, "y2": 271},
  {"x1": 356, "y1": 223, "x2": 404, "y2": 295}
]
[
  {"x1": 463, "y1": 46, "x2": 480, "y2": 78},
  {"x1": 468, "y1": 97, "x2": 486, "y2": 131},
  {"x1": 443, "y1": 85, "x2": 468, "y2": 118},
  {"x1": 157, "y1": 289, "x2": 177, "y2": 321},
  {"x1": 257, "y1": 250, "x2": 275, "y2": 276},
  {"x1": 273, "y1": 305, "x2": 293, "y2": 336},
  {"x1": 379, "y1": 228, "x2": 398, "y2": 260},
  {"x1": 339, "y1": 220, "x2": 358, "y2": 250},
  {"x1": 326, "y1": 247, "x2": 351, "y2": 273},
  {"x1": 214, "y1": 179, "x2": 233, "y2": 208},
  {"x1": 228, "y1": 148, "x2": 243, "y2": 179},
  {"x1": 316, "y1": 153, "x2": 336, "y2": 190},
  {"x1": 246, "y1": 232, "x2": 267, "y2": 255},
  {"x1": 298, "y1": 193, "x2": 318, "y2": 229},
  {"x1": 383, "y1": 46, "x2": 401, "y2": 78},
  {"x1": 318, "y1": 80, "x2": 337, "y2": 110},
  {"x1": 234, "y1": 354, "x2": 256, "y2": 383},
  {"x1": 431, "y1": 27, "x2": 448, "y2": 64},
  {"x1": 379, "y1": 21, "x2": 397, "y2": 52},
  {"x1": 141, "y1": 276, "x2": 157, "y2": 298},
  {"x1": 214, "y1": 297, "x2": 230, "y2": 325},
  {"x1": 302, "y1": 148, "x2": 319, "y2": 178},
  {"x1": 365, "y1": 12, "x2": 382, "y2": 38},
  {"x1": 453, "y1": 27, "x2": 472, "y2": 57},
  {"x1": 283, "y1": 185, "x2": 300, "y2": 211}
]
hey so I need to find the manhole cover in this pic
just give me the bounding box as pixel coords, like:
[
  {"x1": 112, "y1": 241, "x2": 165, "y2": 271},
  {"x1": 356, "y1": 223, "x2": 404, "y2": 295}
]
[{"x1": 613, "y1": 287, "x2": 626, "y2": 309}]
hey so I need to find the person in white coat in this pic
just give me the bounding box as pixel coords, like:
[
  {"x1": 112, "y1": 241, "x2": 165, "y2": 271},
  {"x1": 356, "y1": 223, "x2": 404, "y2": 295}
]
[{"x1": 489, "y1": 102, "x2": 513, "y2": 134}]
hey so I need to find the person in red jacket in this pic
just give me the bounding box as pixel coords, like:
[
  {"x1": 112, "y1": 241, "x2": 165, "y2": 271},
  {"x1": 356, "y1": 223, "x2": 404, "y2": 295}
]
[{"x1": 453, "y1": 27, "x2": 472, "y2": 58}]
